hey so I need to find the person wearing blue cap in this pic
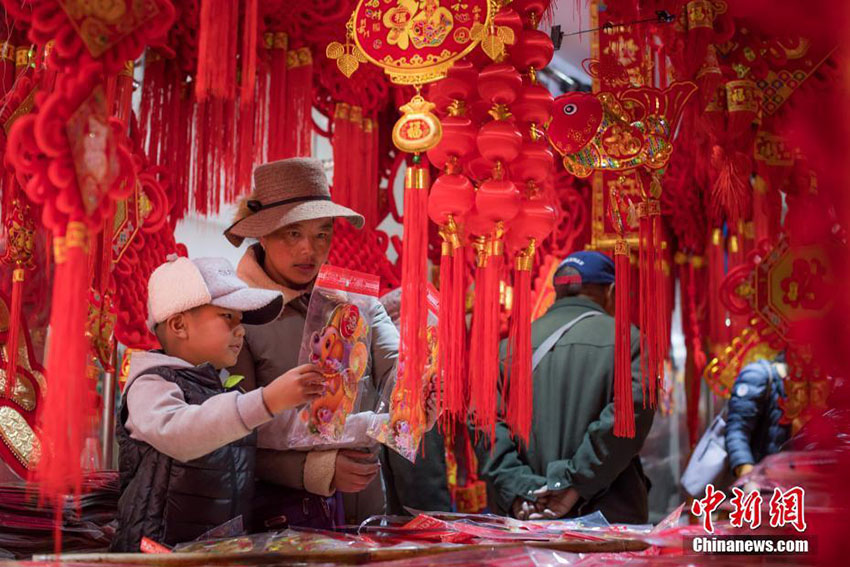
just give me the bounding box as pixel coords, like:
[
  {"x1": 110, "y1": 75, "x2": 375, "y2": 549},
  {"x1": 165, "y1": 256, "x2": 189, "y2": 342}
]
[{"x1": 482, "y1": 250, "x2": 655, "y2": 524}]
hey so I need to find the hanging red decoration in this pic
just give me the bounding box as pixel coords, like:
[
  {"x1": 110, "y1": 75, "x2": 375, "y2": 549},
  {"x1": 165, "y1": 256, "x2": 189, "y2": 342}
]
[
  {"x1": 6, "y1": 61, "x2": 135, "y2": 510},
  {"x1": 609, "y1": 187, "x2": 634, "y2": 438},
  {"x1": 19, "y1": 0, "x2": 175, "y2": 75},
  {"x1": 468, "y1": 177, "x2": 520, "y2": 440},
  {"x1": 504, "y1": 194, "x2": 555, "y2": 444},
  {"x1": 428, "y1": 173, "x2": 475, "y2": 428}
]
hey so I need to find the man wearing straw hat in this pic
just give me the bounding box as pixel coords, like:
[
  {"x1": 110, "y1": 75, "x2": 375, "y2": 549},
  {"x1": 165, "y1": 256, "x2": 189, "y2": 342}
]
[{"x1": 225, "y1": 158, "x2": 435, "y2": 529}]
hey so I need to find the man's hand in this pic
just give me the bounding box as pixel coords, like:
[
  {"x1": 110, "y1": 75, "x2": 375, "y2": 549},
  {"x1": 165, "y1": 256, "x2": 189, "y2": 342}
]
[
  {"x1": 332, "y1": 449, "x2": 380, "y2": 493},
  {"x1": 528, "y1": 486, "x2": 580, "y2": 520},
  {"x1": 511, "y1": 497, "x2": 537, "y2": 521}
]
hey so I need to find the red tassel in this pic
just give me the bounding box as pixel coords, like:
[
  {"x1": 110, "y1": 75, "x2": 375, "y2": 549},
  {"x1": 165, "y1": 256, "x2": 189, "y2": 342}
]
[
  {"x1": 710, "y1": 146, "x2": 752, "y2": 227},
  {"x1": 638, "y1": 198, "x2": 665, "y2": 407},
  {"x1": 283, "y1": 47, "x2": 313, "y2": 158},
  {"x1": 114, "y1": 62, "x2": 134, "y2": 125},
  {"x1": 234, "y1": 0, "x2": 259, "y2": 198},
  {"x1": 267, "y1": 32, "x2": 288, "y2": 160},
  {"x1": 240, "y1": 0, "x2": 259, "y2": 108},
  {"x1": 237, "y1": 97, "x2": 256, "y2": 198},
  {"x1": 706, "y1": 227, "x2": 728, "y2": 351},
  {"x1": 638, "y1": 204, "x2": 652, "y2": 404},
  {"x1": 443, "y1": 239, "x2": 468, "y2": 434},
  {"x1": 469, "y1": 236, "x2": 503, "y2": 440},
  {"x1": 438, "y1": 243, "x2": 453, "y2": 415},
  {"x1": 349, "y1": 106, "x2": 364, "y2": 213},
  {"x1": 4, "y1": 270, "x2": 24, "y2": 399},
  {"x1": 681, "y1": 257, "x2": 708, "y2": 447},
  {"x1": 652, "y1": 208, "x2": 667, "y2": 392},
  {"x1": 363, "y1": 116, "x2": 380, "y2": 229},
  {"x1": 437, "y1": 219, "x2": 468, "y2": 434},
  {"x1": 196, "y1": 0, "x2": 238, "y2": 101},
  {"x1": 254, "y1": 56, "x2": 270, "y2": 165},
  {"x1": 614, "y1": 240, "x2": 635, "y2": 438},
  {"x1": 37, "y1": 223, "x2": 96, "y2": 516},
  {"x1": 506, "y1": 244, "x2": 534, "y2": 444},
  {"x1": 332, "y1": 103, "x2": 351, "y2": 206},
  {"x1": 398, "y1": 163, "x2": 430, "y2": 441}
]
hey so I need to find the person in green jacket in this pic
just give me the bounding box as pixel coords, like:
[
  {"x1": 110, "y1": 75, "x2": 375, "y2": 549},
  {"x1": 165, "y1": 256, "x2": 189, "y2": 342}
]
[{"x1": 481, "y1": 251, "x2": 655, "y2": 524}]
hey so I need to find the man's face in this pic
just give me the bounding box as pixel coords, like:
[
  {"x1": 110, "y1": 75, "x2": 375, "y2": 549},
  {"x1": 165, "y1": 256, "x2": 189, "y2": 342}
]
[
  {"x1": 182, "y1": 305, "x2": 246, "y2": 369},
  {"x1": 260, "y1": 218, "x2": 334, "y2": 287}
]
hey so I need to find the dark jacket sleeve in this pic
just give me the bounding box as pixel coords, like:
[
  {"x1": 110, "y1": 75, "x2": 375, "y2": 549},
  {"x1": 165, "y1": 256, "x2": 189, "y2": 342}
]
[
  {"x1": 481, "y1": 420, "x2": 548, "y2": 514},
  {"x1": 726, "y1": 363, "x2": 770, "y2": 471},
  {"x1": 543, "y1": 327, "x2": 655, "y2": 502}
]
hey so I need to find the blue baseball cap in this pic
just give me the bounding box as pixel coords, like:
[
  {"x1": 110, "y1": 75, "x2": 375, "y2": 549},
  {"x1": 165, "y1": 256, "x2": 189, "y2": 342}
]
[{"x1": 554, "y1": 251, "x2": 615, "y2": 286}]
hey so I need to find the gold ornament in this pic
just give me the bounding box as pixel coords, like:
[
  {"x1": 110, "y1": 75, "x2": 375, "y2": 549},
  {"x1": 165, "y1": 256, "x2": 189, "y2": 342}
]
[{"x1": 391, "y1": 94, "x2": 443, "y2": 153}]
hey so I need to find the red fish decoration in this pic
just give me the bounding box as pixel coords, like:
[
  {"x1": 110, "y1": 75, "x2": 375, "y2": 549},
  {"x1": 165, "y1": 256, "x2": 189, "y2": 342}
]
[{"x1": 547, "y1": 82, "x2": 697, "y2": 178}]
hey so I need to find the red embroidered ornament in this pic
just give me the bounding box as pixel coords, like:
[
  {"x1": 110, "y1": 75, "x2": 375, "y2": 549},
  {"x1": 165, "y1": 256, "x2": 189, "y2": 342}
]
[{"x1": 22, "y1": 0, "x2": 175, "y2": 74}]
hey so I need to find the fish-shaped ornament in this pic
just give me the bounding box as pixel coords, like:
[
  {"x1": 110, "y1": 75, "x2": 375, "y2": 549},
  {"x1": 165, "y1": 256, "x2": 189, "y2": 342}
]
[{"x1": 547, "y1": 82, "x2": 697, "y2": 178}]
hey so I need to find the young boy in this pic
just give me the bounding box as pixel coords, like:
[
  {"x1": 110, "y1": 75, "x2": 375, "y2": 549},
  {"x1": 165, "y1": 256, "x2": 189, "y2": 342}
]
[{"x1": 111, "y1": 256, "x2": 323, "y2": 551}]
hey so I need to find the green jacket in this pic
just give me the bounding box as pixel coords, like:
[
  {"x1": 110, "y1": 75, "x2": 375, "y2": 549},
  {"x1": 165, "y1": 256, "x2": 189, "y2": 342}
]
[{"x1": 481, "y1": 296, "x2": 654, "y2": 524}]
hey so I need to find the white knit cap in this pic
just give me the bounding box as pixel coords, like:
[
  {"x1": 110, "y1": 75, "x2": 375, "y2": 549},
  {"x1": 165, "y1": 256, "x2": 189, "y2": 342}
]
[{"x1": 147, "y1": 255, "x2": 283, "y2": 331}]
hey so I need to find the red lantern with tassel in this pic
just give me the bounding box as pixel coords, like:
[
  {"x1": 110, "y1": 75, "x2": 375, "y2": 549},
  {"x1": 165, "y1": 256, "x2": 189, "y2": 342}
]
[
  {"x1": 511, "y1": 29, "x2": 554, "y2": 82},
  {"x1": 427, "y1": 117, "x2": 477, "y2": 171},
  {"x1": 428, "y1": 174, "x2": 476, "y2": 428},
  {"x1": 428, "y1": 61, "x2": 478, "y2": 113},
  {"x1": 709, "y1": 78, "x2": 759, "y2": 227},
  {"x1": 477, "y1": 63, "x2": 523, "y2": 112},
  {"x1": 504, "y1": 195, "x2": 556, "y2": 444},
  {"x1": 476, "y1": 119, "x2": 523, "y2": 163},
  {"x1": 513, "y1": 0, "x2": 550, "y2": 24},
  {"x1": 468, "y1": 177, "x2": 520, "y2": 439},
  {"x1": 510, "y1": 140, "x2": 554, "y2": 189}
]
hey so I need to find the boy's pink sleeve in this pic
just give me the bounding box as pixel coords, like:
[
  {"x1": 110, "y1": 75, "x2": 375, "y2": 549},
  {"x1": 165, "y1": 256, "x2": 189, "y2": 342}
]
[{"x1": 125, "y1": 374, "x2": 273, "y2": 462}]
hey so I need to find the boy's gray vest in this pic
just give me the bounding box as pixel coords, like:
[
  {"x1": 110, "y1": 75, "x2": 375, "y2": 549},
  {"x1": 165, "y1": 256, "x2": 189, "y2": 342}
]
[{"x1": 111, "y1": 364, "x2": 256, "y2": 552}]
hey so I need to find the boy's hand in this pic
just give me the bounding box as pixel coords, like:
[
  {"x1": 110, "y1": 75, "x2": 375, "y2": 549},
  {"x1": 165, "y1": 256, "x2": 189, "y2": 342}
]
[{"x1": 262, "y1": 364, "x2": 324, "y2": 414}]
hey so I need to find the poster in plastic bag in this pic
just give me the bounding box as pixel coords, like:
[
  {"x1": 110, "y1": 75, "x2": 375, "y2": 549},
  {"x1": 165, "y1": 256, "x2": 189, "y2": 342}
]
[
  {"x1": 296, "y1": 265, "x2": 379, "y2": 443},
  {"x1": 369, "y1": 284, "x2": 439, "y2": 461}
]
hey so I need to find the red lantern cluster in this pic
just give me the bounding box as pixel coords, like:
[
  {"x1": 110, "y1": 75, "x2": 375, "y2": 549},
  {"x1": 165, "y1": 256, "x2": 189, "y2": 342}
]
[{"x1": 426, "y1": 4, "x2": 557, "y2": 444}]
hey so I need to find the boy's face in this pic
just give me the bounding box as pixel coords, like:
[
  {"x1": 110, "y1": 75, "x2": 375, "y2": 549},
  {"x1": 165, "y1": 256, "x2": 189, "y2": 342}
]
[
  {"x1": 179, "y1": 305, "x2": 246, "y2": 369},
  {"x1": 260, "y1": 218, "x2": 334, "y2": 288}
]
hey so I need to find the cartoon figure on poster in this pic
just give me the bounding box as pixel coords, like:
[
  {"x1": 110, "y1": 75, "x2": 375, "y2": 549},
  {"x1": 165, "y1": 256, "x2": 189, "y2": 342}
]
[{"x1": 297, "y1": 266, "x2": 379, "y2": 443}]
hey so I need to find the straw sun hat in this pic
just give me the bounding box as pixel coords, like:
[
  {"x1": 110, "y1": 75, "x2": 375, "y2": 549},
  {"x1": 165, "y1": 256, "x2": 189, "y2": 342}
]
[{"x1": 224, "y1": 157, "x2": 364, "y2": 246}]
